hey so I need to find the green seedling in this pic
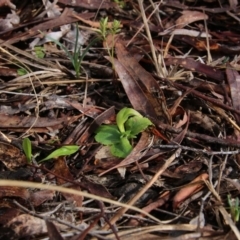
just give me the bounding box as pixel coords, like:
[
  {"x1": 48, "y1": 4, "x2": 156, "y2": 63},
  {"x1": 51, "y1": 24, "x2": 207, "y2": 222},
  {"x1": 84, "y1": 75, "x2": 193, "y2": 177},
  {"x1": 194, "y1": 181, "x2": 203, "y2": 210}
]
[
  {"x1": 98, "y1": 17, "x2": 121, "y2": 69},
  {"x1": 34, "y1": 46, "x2": 45, "y2": 59},
  {"x1": 44, "y1": 24, "x2": 98, "y2": 78},
  {"x1": 22, "y1": 138, "x2": 79, "y2": 163},
  {"x1": 39, "y1": 145, "x2": 79, "y2": 163},
  {"x1": 17, "y1": 68, "x2": 28, "y2": 76},
  {"x1": 22, "y1": 137, "x2": 32, "y2": 163},
  {"x1": 113, "y1": 0, "x2": 125, "y2": 8},
  {"x1": 227, "y1": 194, "x2": 240, "y2": 223},
  {"x1": 95, "y1": 107, "x2": 153, "y2": 158}
]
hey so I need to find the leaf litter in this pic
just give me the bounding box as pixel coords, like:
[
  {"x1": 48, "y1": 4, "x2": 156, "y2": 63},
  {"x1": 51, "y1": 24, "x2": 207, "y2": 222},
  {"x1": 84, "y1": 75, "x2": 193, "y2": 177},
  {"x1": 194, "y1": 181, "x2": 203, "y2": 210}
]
[{"x1": 0, "y1": 0, "x2": 240, "y2": 239}]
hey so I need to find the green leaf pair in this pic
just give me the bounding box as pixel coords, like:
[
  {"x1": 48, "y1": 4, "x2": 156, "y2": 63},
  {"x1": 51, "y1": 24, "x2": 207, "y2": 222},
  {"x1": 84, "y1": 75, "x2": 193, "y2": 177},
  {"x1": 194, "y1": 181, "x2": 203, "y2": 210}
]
[
  {"x1": 95, "y1": 107, "x2": 153, "y2": 158},
  {"x1": 22, "y1": 138, "x2": 79, "y2": 163}
]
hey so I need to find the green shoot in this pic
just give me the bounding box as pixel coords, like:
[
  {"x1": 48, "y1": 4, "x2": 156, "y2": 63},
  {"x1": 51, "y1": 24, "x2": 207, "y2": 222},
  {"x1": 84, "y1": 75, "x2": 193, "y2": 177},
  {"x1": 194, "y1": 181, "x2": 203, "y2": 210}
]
[
  {"x1": 34, "y1": 46, "x2": 45, "y2": 59},
  {"x1": 95, "y1": 107, "x2": 153, "y2": 158},
  {"x1": 98, "y1": 17, "x2": 121, "y2": 69},
  {"x1": 113, "y1": 0, "x2": 125, "y2": 8},
  {"x1": 22, "y1": 138, "x2": 32, "y2": 163},
  {"x1": 39, "y1": 145, "x2": 79, "y2": 163},
  {"x1": 116, "y1": 107, "x2": 143, "y2": 133},
  {"x1": 44, "y1": 24, "x2": 98, "y2": 78},
  {"x1": 22, "y1": 138, "x2": 79, "y2": 163},
  {"x1": 227, "y1": 195, "x2": 240, "y2": 223},
  {"x1": 17, "y1": 68, "x2": 28, "y2": 76}
]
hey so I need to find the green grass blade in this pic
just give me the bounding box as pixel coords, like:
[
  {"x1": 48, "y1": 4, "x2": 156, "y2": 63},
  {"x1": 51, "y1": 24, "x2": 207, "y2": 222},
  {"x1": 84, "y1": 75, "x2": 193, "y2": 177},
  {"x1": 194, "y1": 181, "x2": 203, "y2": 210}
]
[{"x1": 22, "y1": 138, "x2": 32, "y2": 163}]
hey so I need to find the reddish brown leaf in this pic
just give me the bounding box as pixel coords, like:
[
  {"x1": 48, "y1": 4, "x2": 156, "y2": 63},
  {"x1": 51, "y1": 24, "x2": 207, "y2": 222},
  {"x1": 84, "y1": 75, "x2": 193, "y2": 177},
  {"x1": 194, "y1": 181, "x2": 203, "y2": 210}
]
[
  {"x1": 173, "y1": 173, "x2": 208, "y2": 209},
  {"x1": 128, "y1": 191, "x2": 170, "y2": 227}
]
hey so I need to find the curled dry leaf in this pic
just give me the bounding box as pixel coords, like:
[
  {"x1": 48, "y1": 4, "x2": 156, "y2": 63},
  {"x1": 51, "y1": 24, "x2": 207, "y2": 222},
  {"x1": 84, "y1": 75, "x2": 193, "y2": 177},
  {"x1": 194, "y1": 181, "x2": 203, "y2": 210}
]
[{"x1": 176, "y1": 10, "x2": 208, "y2": 29}]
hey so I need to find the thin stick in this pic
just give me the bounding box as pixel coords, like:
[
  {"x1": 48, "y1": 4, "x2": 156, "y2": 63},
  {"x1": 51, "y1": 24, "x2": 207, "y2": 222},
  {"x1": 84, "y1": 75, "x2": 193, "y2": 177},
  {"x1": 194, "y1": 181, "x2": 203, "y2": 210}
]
[{"x1": 0, "y1": 180, "x2": 161, "y2": 224}]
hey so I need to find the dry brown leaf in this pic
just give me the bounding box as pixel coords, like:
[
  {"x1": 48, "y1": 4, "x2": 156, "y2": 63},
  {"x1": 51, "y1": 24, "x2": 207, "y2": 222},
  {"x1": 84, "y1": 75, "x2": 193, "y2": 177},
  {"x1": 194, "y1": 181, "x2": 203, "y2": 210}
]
[
  {"x1": 176, "y1": 10, "x2": 208, "y2": 29},
  {"x1": 29, "y1": 190, "x2": 55, "y2": 207},
  {"x1": 115, "y1": 41, "x2": 171, "y2": 123},
  {"x1": 0, "y1": 113, "x2": 81, "y2": 133}
]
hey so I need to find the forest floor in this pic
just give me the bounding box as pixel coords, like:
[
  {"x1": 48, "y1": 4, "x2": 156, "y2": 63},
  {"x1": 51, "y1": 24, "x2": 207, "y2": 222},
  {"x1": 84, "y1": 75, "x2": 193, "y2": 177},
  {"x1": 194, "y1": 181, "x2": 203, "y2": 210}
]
[{"x1": 0, "y1": 0, "x2": 240, "y2": 239}]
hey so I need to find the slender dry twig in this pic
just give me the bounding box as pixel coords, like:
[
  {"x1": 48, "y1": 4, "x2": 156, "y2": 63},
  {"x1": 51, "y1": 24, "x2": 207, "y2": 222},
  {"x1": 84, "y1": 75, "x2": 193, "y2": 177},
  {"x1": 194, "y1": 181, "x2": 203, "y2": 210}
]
[{"x1": 0, "y1": 180, "x2": 161, "y2": 224}]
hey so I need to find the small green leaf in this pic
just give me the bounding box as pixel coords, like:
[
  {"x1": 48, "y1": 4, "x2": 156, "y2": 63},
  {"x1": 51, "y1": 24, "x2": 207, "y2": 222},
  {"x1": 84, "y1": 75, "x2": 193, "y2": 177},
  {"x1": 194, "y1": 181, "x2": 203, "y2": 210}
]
[
  {"x1": 116, "y1": 107, "x2": 143, "y2": 133},
  {"x1": 22, "y1": 138, "x2": 32, "y2": 163},
  {"x1": 110, "y1": 137, "x2": 132, "y2": 158},
  {"x1": 39, "y1": 145, "x2": 79, "y2": 162},
  {"x1": 95, "y1": 125, "x2": 121, "y2": 145},
  {"x1": 17, "y1": 68, "x2": 28, "y2": 76},
  {"x1": 125, "y1": 116, "x2": 153, "y2": 137},
  {"x1": 34, "y1": 46, "x2": 45, "y2": 58},
  {"x1": 111, "y1": 20, "x2": 121, "y2": 34}
]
